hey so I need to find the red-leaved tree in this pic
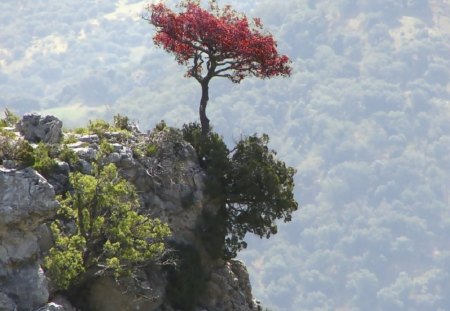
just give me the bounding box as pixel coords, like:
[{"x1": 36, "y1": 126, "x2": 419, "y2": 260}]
[{"x1": 144, "y1": 0, "x2": 292, "y2": 136}]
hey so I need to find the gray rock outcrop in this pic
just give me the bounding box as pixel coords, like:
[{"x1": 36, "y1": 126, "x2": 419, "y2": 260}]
[
  {"x1": 16, "y1": 114, "x2": 63, "y2": 144},
  {"x1": 0, "y1": 167, "x2": 59, "y2": 311},
  {"x1": 200, "y1": 260, "x2": 261, "y2": 311},
  {"x1": 0, "y1": 114, "x2": 263, "y2": 311}
]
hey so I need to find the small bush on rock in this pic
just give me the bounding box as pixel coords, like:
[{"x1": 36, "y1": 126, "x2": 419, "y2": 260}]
[
  {"x1": 32, "y1": 143, "x2": 58, "y2": 176},
  {"x1": 0, "y1": 108, "x2": 19, "y2": 127},
  {"x1": 0, "y1": 130, "x2": 34, "y2": 167},
  {"x1": 44, "y1": 162, "x2": 171, "y2": 290}
]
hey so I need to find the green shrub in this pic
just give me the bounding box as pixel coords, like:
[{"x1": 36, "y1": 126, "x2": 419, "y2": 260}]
[
  {"x1": 99, "y1": 139, "x2": 114, "y2": 155},
  {"x1": 182, "y1": 123, "x2": 230, "y2": 200},
  {"x1": 62, "y1": 134, "x2": 78, "y2": 144},
  {"x1": 32, "y1": 143, "x2": 58, "y2": 176},
  {"x1": 58, "y1": 145, "x2": 79, "y2": 167},
  {"x1": 145, "y1": 143, "x2": 158, "y2": 156},
  {"x1": 44, "y1": 163, "x2": 171, "y2": 290},
  {"x1": 183, "y1": 123, "x2": 298, "y2": 259},
  {"x1": 0, "y1": 130, "x2": 34, "y2": 167},
  {"x1": 165, "y1": 242, "x2": 206, "y2": 311},
  {"x1": 113, "y1": 114, "x2": 131, "y2": 131},
  {"x1": 88, "y1": 119, "x2": 111, "y2": 136},
  {"x1": 0, "y1": 108, "x2": 19, "y2": 127}
]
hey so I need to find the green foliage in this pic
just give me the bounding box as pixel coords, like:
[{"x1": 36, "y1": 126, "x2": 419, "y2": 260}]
[
  {"x1": 131, "y1": 142, "x2": 158, "y2": 159},
  {"x1": 58, "y1": 144, "x2": 79, "y2": 167},
  {"x1": 87, "y1": 119, "x2": 111, "y2": 136},
  {"x1": 154, "y1": 120, "x2": 167, "y2": 132},
  {"x1": 45, "y1": 163, "x2": 171, "y2": 290},
  {"x1": 145, "y1": 143, "x2": 158, "y2": 156},
  {"x1": 183, "y1": 123, "x2": 298, "y2": 259},
  {"x1": 32, "y1": 143, "x2": 58, "y2": 176},
  {"x1": 44, "y1": 223, "x2": 86, "y2": 290},
  {"x1": 99, "y1": 139, "x2": 114, "y2": 155},
  {"x1": 225, "y1": 134, "x2": 297, "y2": 257},
  {"x1": 0, "y1": 130, "x2": 34, "y2": 167},
  {"x1": 196, "y1": 208, "x2": 227, "y2": 260},
  {"x1": 165, "y1": 242, "x2": 206, "y2": 311},
  {"x1": 62, "y1": 134, "x2": 78, "y2": 144},
  {"x1": 182, "y1": 123, "x2": 230, "y2": 200},
  {"x1": 73, "y1": 127, "x2": 89, "y2": 135},
  {"x1": 113, "y1": 113, "x2": 131, "y2": 131},
  {"x1": 0, "y1": 108, "x2": 19, "y2": 127},
  {"x1": 72, "y1": 118, "x2": 131, "y2": 140}
]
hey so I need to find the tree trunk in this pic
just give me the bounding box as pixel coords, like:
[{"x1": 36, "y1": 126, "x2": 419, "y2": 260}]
[{"x1": 199, "y1": 81, "x2": 210, "y2": 137}]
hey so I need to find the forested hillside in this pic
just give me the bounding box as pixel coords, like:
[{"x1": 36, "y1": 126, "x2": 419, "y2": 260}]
[{"x1": 1, "y1": 0, "x2": 450, "y2": 310}]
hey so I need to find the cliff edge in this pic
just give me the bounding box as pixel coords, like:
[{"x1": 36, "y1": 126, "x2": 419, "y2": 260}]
[{"x1": 0, "y1": 113, "x2": 262, "y2": 311}]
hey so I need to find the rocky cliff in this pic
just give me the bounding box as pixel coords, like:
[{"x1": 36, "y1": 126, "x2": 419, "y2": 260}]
[{"x1": 0, "y1": 114, "x2": 262, "y2": 311}]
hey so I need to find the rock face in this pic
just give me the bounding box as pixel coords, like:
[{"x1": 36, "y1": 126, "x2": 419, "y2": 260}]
[
  {"x1": 15, "y1": 113, "x2": 63, "y2": 144},
  {"x1": 0, "y1": 114, "x2": 261, "y2": 311},
  {"x1": 201, "y1": 260, "x2": 261, "y2": 311},
  {"x1": 0, "y1": 167, "x2": 59, "y2": 311}
]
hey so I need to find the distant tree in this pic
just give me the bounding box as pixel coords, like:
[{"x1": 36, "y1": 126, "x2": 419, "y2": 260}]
[{"x1": 144, "y1": 0, "x2": 291, "y2": 136}]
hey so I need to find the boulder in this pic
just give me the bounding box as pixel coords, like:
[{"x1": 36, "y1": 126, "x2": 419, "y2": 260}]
[{"x1": 16, "y1": 114, "x2": 63, "y2": 144}]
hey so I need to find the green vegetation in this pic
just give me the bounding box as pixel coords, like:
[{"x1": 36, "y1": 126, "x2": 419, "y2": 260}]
[
  {"x1": 57, "y1": 144, "x2": 79, "y2": 167},
  {"x1": 0, "y1": 109, "x2": 19, "y2": 128},
  {"x1": 112, "y1": 113, "x2": 131, "y2": 131},
  {"x1": 0, "y1": 109, "x2": 34, "y2": 167},
  {"x1": 72, "y1": 117, "x2": 132, "y2": 141},
  {"x1": 165, "y1": 242, "x2": 206, "y2": 311},
  {"x1": 32, "y1": 143, "x2": 58, "y2": 176},
  {"x1": 183, "y1": 123, "x2": 298, "y2": 259},
  {"x1": 45, "y1": 162, "x2": 171, "y2": 290},
  {"x1": 1, "y1": 111, "x2": 295, "y2": 307},
  {"x1": 0, "y1": 132, "x2": 34, "y2": 167}
]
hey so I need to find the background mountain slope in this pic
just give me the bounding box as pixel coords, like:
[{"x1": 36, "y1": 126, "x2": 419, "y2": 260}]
[{"x1": 1, "y1": 0, "x2": 450, "y2": 310}]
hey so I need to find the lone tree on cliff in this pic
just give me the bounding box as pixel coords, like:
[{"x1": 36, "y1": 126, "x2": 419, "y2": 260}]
[{"x1": 144, "y1": 0, "x2": 292, "y2": 136}]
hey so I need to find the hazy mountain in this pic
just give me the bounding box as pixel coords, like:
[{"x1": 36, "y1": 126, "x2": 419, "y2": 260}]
[{"x1": 1, "y1": 0, "x2": 450, "y2": 310}]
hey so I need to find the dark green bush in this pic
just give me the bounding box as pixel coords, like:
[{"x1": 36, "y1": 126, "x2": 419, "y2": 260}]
[
  {"x1": 32, "y1": 143, "x2": 58, "y2": 176},
  {"x1": 182, "y1": 123, "x2": 230, "y2": 201},
  {"x1": 113, "y1": 114, "x2": 131, "y2": 131},
  {"x1": 183, "y1": 123, "x2": 298, "y2": 259},
  {"x1": 58, "y1": 144, "x2": 79, "y2": 168},
  {"x1": 165, "y1": 242, "x2": 206, "y2": 311},
  {"x1": 0, "y1": 130, "x2": 34, "y2": 167}
]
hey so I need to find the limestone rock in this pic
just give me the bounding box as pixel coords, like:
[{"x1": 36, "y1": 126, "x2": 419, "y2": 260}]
[
  {"x1": 0, "y1": 167, "x2": 59, "y2": 310},
  {"x1": 0, "y1": 292, "x2": 17, "y2": 311},
  {"x1": 200, "y1": 260, "x2": 260, "y2": 311},
  {"x1": 0, "y1": 167, "x2": 59, "y2": 230},
  {"x1": 86, "y1": 268, "x2": 166, "y2": 311},
  {"x1": 16, "y1": 113, "x2": 63, "y2": 144},
  {"x1": 35, "y1": 302, "x2": 65, "y2": 311},
  {"x1": 36, "y1": 296, "x2": 77, "y2": 311}
]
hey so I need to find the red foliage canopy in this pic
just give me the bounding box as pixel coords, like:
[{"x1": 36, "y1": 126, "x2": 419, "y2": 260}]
[{"x1": 145, "y1": 1, "x2": 292, "y2": 84}]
